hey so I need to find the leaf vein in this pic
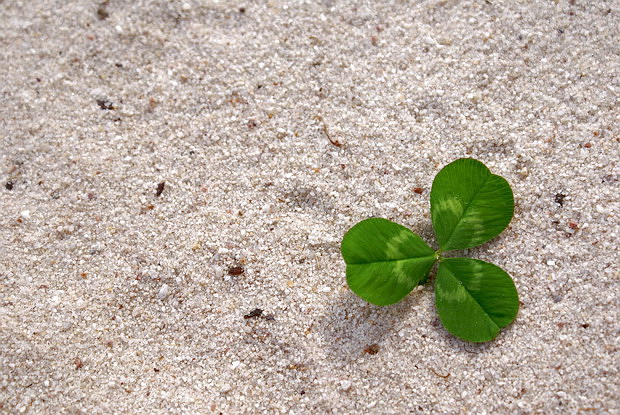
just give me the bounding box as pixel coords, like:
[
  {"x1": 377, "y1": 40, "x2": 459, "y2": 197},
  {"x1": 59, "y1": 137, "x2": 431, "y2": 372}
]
[
  {"x1": 441, "y1": 263, "x2": 500, "y2": 329},
  {"x1": 347, "y1": 256, "x2": 436, "y2": 266},
  {"x1": 443, "y1": 174, "x2": 491, "y2": 249}
]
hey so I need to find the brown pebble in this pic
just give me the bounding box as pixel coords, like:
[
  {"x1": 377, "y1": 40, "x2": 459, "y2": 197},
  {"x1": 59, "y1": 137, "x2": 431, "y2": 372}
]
[
  {"x1": 155, "y1": 182, "x2": 165, "y2": 197},
  {"x1": 244, "y1": 308, "x2": 263, "y2": 319},
  {"x1": 228, "y1": 266, "x2": 244, "y2": 276},
  {"x1": 97, "y1": 4, "x2": 109, "y2": 20},
  {"x1": 74, "y1": 357, "x2": 84, "y2": 369},
  {"x1": 148, "y1": 97, "x2": 158, "y2": 110},
  {"x1": 96, "y1": 99, "x2": 114, "y2": 110},
  {"x1": 364, "y1": 344, "x2": 380, "y2": 355},
  {"x1": 568, "y1": 222, "x2": 578, "y2": 230},
  {"x1": 413, "y1": 187, "x2": 423, "y2": 194}
]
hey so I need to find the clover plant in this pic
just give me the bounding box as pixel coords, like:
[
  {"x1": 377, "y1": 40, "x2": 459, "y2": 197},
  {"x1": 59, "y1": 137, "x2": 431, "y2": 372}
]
[{"x1": 341, "y1": 158, "x2": 518, "y2": 342}]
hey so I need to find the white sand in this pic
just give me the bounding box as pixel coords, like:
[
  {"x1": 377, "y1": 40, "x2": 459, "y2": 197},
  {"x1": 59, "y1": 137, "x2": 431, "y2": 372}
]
[{"x1": 1, "y1": 1, "x2": 618, "y2": 413}]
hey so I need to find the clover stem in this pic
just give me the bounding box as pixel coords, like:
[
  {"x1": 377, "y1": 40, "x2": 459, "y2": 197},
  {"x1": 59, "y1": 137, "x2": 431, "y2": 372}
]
[{"x1": 435, "y1": 249, "x2": 444, "y2": 261}]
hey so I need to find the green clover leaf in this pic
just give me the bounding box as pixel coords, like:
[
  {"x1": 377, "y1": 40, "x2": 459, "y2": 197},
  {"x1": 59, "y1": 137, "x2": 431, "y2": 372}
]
[
  {"x1": 341, "y1": 158, "x2": 519, "y2": 343},
  {"x1": 435, "y1": 258, "x2": 519, "y2": 342},
  {"x1": 341, "y1": 218, "x2": 436, "y2": 306},
  {"x1": 430, "y1": 158, "x2": 514, "y2": 251}
]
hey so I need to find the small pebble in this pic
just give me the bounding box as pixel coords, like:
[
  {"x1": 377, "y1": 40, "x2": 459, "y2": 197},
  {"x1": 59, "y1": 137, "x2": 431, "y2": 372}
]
[
  {"x1": 364, "y1": 344, "x2": 380, "y2": 355},
  {"x1": 155, "y1": 181, "x2": 165, "y2": 197},
  {"x1": 228, "y1": 266, "x2": 244, "y2": 276},
  {"x1": 157, "y1": 284, "x2": 170, "y2": 300},
  {"x1": 244, "y1": 308, "x2": 263, "y2": 319}
]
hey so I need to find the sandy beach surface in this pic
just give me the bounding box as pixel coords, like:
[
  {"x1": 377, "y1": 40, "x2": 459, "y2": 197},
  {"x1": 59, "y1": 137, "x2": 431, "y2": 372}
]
[{"x1": 1, "y1": 1, "x2": 618, "y2": 413}]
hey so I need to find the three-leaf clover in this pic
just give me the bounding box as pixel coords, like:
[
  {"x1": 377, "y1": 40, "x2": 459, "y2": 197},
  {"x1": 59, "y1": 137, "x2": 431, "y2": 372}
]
[{"x1": 341, "y1": 158, "x2": 518, "y2": 342}]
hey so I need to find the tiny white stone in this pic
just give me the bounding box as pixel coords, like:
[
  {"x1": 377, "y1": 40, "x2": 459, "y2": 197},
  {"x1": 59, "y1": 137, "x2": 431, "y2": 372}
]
[
  {"x1": 340, "y1": 380, "x2": 352, "y2": 391},
  {"x1": 319, "y1": 286, "x2": 331, "y2": 293},
  {"x1": 115, "y1": 25, "x2": 123, "y2": 34},
  {"x1": 157, "y1": 284, "x2": 170, "y2": 300},
  {"x1": 595, "y1": 205, "x2": 607, "y2": 214},
  {"x1": 182, "y1": 2, "x2": 191, "y2": 10},
  {"x1": 547, "y1": 260, "x2": 556, "y2": 266},
  {"x1": 20, "y1": 210, "x2": 30, "y2": 219},
  {"x1": 220, "y1": 383, "x2": 232, "y2": 393},
  {"x1": 231, "y1": 360, "x2": 241, "y2": 369}
]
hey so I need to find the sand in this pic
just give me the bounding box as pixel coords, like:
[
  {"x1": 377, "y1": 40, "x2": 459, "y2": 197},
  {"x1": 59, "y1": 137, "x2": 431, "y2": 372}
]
[{"x1": 1, "y1": 0, "x2": 618, "y2": 413}]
